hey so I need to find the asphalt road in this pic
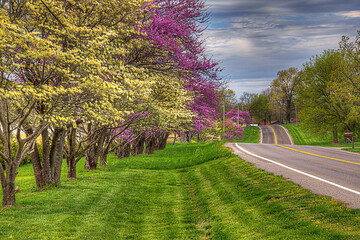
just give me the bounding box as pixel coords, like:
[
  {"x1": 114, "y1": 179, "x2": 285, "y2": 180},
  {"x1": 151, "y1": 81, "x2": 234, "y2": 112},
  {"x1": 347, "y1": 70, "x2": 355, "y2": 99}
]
[
  {"x1": 259, "y1": 125, "x2": 293, "y2": 145},
  {"x1": 226, "y1": 124, "x2": 360, "y2": 208}
]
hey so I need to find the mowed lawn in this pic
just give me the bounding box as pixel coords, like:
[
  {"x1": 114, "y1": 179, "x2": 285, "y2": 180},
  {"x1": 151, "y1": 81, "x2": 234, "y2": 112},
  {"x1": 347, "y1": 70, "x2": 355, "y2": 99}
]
[
  {"x1": 1, "y1": 142, "x2": 360, "y2": 239},
  {"x1": 238, "y1": 126, "x2": 260, "y2": 144}
]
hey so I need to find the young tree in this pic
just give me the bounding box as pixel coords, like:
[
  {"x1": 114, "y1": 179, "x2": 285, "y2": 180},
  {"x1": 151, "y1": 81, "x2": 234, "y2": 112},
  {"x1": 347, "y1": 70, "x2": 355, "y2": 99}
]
[
  {"x1": 248, "y1": 94, "x2": 270, "y2": 123},
  {"x1": 239, "y1": 92, "x2": 256, "y2": 110},
  {"x1": 270, "y1": 67, "x2": 303, "y2": 123}
]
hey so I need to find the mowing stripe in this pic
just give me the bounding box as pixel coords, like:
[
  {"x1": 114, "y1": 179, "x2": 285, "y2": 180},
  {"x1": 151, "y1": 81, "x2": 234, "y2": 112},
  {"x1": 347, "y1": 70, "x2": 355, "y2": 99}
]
[
  {"x1": 276, "y1": 145, "x2": 360, "y2": 166},
  {"x1": 235, "y1": 143, "x2": 360, "y2": 196}
]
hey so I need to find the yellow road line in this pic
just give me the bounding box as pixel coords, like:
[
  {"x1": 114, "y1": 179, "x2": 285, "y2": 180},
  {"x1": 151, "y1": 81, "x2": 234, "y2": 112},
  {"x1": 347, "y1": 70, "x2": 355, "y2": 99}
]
[
  {"x1": 276, "y1": 145, "x2": 360, "y2": 166},
  {"x1": 269, "y1": 125, "x2": 278, "y2": 144},
  {"x1": 269, "y1": 125, "x2": 360, "y2": 166}
]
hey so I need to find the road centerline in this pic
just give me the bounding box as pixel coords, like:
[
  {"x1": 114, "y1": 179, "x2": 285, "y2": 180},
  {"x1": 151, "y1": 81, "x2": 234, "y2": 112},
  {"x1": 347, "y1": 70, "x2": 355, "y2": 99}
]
[
  {"x1": 269, "y1": 126, "x2": 278, "y2": 144},
  {"x1": 269, "y1": 125, "x2": 358, "y2": 166},
  {"x1": 235, "y1": 143, "x2": 360, "y2": 196},
  {"x1": 276, "y1": 145, "x2": 360, "y2": 166}
]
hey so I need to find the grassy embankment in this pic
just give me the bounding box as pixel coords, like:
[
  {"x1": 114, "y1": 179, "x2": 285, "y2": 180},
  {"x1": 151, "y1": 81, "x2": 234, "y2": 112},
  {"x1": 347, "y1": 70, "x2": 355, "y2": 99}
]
[
  {"x1": 283, "y1": 123, "x2": 360, "y2": 153},
  {"x1": 237, "y1": 126, "x2": 260, "y2": 143},
  {"x1": 1, "y1": 133, "x2": 360, "y2": 239}
]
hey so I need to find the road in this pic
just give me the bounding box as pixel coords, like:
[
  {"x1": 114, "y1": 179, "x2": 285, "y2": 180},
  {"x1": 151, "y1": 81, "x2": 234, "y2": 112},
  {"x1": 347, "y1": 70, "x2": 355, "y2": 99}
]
[
  {"x1": 226, "y1": 124, "x2": 360, "y2": 208},
  {"x1": 259, "y1": 124, "x2": 293, "y2": 145}
]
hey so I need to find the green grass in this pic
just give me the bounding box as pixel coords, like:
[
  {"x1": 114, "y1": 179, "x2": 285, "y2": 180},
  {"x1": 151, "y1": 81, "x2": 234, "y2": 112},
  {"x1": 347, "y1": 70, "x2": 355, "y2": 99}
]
[
  {"x1": 238, "y1": 126, "x2": 260, "y2": 143},
  {"x1": 342, "y1": 148, "x2": 360, "y2": 153},
  {"x1": 114, "y1": 142, "x2": 230, "y2": 170},
  {"x1": 1, "y1": 142, "x2": 360, "y2": 239},
  {"x1": 283, "y1": 123, "x2": 360, "y2": 150}
]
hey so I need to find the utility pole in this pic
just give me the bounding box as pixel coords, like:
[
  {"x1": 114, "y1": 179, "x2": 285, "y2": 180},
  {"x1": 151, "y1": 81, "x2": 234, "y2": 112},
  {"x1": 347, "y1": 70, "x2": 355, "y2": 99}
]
[
  {"x1": 222, "y1": 99, "x2": 225, "y2": 140},
  {"x1": 295, "y1": 105, "x2": 298, "y2": 126},
  {"x1": 237, "y1": 104, "x2": 240, "y2": 125},
  {"x1": 223, "y1": 102, "x2": 225, "y2": 123}
]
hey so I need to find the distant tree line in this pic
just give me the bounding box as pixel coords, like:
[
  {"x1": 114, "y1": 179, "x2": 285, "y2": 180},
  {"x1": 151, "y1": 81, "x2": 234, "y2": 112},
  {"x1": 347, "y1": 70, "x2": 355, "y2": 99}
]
[{"x1": 238, "y1": 31, "x2": 360, "y2": 143}]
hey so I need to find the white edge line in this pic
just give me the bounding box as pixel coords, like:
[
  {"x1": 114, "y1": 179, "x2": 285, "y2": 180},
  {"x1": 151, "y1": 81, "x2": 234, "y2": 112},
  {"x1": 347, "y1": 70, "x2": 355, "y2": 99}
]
[
  {"x1": 258, "y1": 126, "x2": 263, "y2": 144},
  {"x1": 279, "y1": 125, "x2": 294, "y2": 145},
  {"x1": 235, "y1": 143, "x2": 360, "y2": 196}
]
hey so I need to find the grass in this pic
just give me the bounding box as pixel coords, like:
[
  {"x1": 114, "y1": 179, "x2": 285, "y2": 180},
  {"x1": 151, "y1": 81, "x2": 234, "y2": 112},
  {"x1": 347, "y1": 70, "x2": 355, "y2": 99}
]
[
  {"x1": 1, "y1": 142, "x2": 360, "y2": 239},
  {"x1": 238, "y1": 126, "x2": 260, "y2": 143},
  {"x1": 283, "y1": 123, "x2": 360, "y2": 151},
  {"x1": 342, "y1": 148, "x2": 360, "y2": 153}
]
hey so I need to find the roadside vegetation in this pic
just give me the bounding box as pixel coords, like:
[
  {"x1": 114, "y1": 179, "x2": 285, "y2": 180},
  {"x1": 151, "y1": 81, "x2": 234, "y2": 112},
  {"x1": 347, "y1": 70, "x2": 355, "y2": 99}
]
[
  {"x1": 0, "y1": 0, "x2": 254, "y2": 207},
  {"x1": 1, "y1": 142, "x2": 360, "y2": 239},
  {"x1": 283, "y1": 123, "x2": 360, "y2": 152},
  {"x1": 237, "y1": 126, "x2": 260, "y2": 143}
]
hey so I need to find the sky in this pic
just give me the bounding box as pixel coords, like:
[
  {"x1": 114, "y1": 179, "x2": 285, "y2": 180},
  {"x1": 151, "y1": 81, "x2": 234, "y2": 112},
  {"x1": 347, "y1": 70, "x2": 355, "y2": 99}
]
[{"x1": 203, "y1": 0, "x2": 360, "y2": 97}]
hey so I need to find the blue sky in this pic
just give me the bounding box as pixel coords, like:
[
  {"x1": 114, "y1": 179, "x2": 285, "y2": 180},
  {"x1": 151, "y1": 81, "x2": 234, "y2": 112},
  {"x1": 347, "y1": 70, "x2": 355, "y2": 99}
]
[{"x1": 203, "y1": 0, "x2": 360, "y2": 97}]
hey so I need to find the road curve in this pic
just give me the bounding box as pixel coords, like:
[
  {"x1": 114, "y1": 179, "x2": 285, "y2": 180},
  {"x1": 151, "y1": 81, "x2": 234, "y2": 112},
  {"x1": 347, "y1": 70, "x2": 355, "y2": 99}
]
[
  {"x1": 226, "y1": 143, "x2": 360, "y2": 208},
  {"x1": 259, "y1": 125, "x2": 293, "y2": 145}
]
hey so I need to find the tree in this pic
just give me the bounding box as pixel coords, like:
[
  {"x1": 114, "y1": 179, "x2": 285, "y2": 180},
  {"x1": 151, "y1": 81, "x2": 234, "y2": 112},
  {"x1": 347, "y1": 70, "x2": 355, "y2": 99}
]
[
  {"x1": 333, "y1": 33, "x2": 360, "y2": 135},
  {"x1": 270, "y1": 67, "x2": 303, "y2": 123},
  {"x1": 239, "y1": 92, "x2": 256, "y2": 109},
  {"x1": 0, "y1": 0, "x2": 155, "y2": 205},
  {"x1": 248, "y1": 94, "x2": 270, "y2": 123},
  {"x1": 297, "y1": 50, "x2": 353, "y2": 143},
  {"x1": 138, "y1": 0, "x2": 221, "y2": 143},
  {"x1": 261, "y1": 88, "x2": 273, "y2": 123},
  {"x1": 0, "y1": 0, "x2": 222, "y2": 207}
]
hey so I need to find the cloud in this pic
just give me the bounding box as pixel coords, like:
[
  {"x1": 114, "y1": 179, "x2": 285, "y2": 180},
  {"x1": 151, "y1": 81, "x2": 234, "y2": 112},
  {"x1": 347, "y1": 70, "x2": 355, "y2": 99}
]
[
  {"x1": 337, "y1": 11, "x2": 360, "y2": 18},
  {"x1": 203, "y1": 0, "x2": 360, "y2": 96},
  {"x1": 228, "y1": 78, "x2": 273, "y2": 94},
  {"x1": 206, "y1": 33, "x2": 254, "y2": 58},
  {"x1": 206, "y1": 0, "x2": 360, "y2": 18}
]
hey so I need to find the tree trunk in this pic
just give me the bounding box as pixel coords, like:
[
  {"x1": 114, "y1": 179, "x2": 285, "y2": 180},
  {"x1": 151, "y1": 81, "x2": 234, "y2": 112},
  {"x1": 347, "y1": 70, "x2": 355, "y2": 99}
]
[
  {"x1": 84, "y1": 129, "x2": 106, "y2": 170},
  {"x1": 24, "y1": 127, "x2": 46, "y2": 188},
  {"x1": 66, "y1": 126, "x2": 77, "y2": 179},
  {"x1": 122, "y1": 143, "x2": 131, "y2": 158},
  {"x1": 115, "y1": 140, "x2": 130, "y2": 158},
  {"x1": 30, "y1": 144, "x2": 46, "y2": 188},
  {"x1": 173, "y1": 132, "x2": 177, "y2": 145},
  {"x1": 2, "y1": 163, "x2": 17, "y2": 207},
  {"x1": 130, "y1": 134, "x2": 141, "y2": 157},
  {"x1": 158, "y1": 132, "x2": 169, "y2": 150},
  {"x1": 50, "y1": 128, "x2": 66, "y2": 184},
  {"x1": 99, "y1": 132, "x2": 111, "y2": 167},
  {"x1": 26, "y1": 127, "x2": 66, "y2": 187},
  {"x1": 116, "y1": 142, "x2": 131, "y2": 158},
  {"x1": 154, "y1": 133, "x2": 162, "y2": 151},
  {"x1": 99, "y1": 150, "x2": 108, "y2": 167},
  {"x1": 135, "y1": 134, "x2": 145, "y2": 155},
  {"x1": 67, "y1": 156, "x2": 77, "y2": 179},
  {"x1": 286, "y1": 99, "x2": 292, "y2": 124},
  {"x1": 144, "y1": 135, "x2": 155, "y2": 154},
  {"x1": 42, "y1": 128, "x2": 52, "y2": 184},
  {"x1": 180, "y1": 132, "x2": 187, "y2": 143},
  {"x1": 84, "y1": 148, "x2": 98, "y2": 170},
  {"x1": 332, "y1": 130, "x2": 338, "y2": 144}
]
